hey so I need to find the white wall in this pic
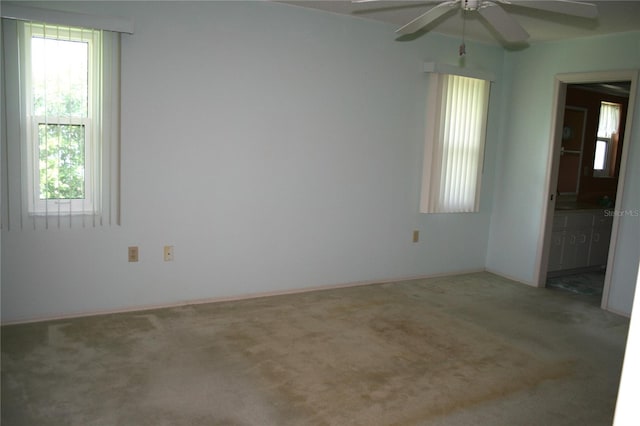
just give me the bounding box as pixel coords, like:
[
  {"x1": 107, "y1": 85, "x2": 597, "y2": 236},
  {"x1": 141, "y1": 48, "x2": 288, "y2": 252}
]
[
  {"x1": 1, "y1": 1, "x2": 504, "y2": 322},
  {"x1": 614, "y1": 260, "x2": 640, "y2": 425},
  {"x1": 486, "y1": 32, "x2": 640, "y2": 315}
]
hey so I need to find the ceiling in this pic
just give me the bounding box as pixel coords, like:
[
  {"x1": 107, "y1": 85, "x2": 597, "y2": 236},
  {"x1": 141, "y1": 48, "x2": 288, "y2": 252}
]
[
  {"x1": 278, "y1": 1, "x2": 640, "y2": 46},
  {"x1": 572, "y1": 81, "x2": 632, "y2": 97}
]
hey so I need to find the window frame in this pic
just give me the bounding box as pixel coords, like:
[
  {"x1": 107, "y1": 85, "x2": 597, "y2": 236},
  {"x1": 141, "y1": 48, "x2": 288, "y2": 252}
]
[{"x1": 22, "y1": 22, "x2": 102, "y2": 216}]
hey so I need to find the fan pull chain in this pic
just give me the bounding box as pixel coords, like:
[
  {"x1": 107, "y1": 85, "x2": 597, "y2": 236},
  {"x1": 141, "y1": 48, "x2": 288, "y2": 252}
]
[{"x1": 459, "y1": 9, "x2": 467, "y2": 56}]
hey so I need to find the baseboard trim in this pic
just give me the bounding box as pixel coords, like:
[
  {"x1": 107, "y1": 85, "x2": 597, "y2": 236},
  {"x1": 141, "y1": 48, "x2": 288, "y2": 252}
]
[
  {"x1": 1, "y1": 268, "x2": 486, "y2": 325},
  {"x1": 484, "y1": 268, "x2": 536, "y2": 287},
  {"x1": 603, "y1": 305, "x2": 631, "y2": 319}
]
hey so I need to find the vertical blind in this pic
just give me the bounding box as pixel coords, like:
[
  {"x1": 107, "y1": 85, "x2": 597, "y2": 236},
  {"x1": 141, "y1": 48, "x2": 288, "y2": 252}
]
[
  {"x1": 421, "y1": 73, "x2": 491, "y2": 213},
  {"x1": 1, "y1": 17, "x2": 122, "y2": 230}
]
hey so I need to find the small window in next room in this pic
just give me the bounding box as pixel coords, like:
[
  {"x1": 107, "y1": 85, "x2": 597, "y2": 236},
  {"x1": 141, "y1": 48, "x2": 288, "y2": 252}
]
[{"x1": 593, "y1": 101, "x2": 621, "y2": 177}]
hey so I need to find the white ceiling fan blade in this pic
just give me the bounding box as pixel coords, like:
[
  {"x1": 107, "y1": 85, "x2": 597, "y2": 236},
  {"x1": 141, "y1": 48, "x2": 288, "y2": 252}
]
[
  {"x1": 478, "y1": 3, "x2": 529, "y2": 42},
  {"x1": 396, "y1": 1, "x2": 459, "y2": 35},
  {"x1": 503, "y1": 0, "x2": 597, "y2": 19},
  {"x1": 352, "y1": 0, "x2": 442, "y2": 3}
]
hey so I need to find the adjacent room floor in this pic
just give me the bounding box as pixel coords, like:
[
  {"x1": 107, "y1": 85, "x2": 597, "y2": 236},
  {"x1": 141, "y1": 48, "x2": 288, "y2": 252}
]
[
  {"x1": 547, "y1": 269, "x2": 606, "y2": 306},
  {"x1": 1, "y1": 272, "x2": 629, "y2": 425}
]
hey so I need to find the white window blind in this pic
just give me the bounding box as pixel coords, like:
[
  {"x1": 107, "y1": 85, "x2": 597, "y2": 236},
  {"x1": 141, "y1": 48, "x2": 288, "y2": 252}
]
[
  {"x1": 597, "y1": 102, "x2": 620, "y2": 138},
  {"x1": 421, "y1": 73, "x2": 491, "y2": 213},
  {"x1": 1, "y1": 15, "x2": 123, "y2": 230}
]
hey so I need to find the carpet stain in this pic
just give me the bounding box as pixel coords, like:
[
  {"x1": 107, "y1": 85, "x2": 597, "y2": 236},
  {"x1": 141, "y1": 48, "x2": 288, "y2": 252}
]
[
  {"x1": 1, "y1": 272, "x2": 627, "y2": 426},
  {"x1": 209, "y1": 288, "x2": 574, "y2": 425}
]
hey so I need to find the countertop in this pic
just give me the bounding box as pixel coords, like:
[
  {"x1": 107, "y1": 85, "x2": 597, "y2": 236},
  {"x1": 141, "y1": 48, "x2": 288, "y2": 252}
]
[{"x1": 555, "y1": 202, "x2": 612, "y2": 211}]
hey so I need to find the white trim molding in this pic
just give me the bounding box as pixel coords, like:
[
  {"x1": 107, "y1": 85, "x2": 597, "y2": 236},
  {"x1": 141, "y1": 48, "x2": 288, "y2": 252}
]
[
  {"x1": 0, "y1": 268, "x2": 486, "y2": 325},
  {"x1": 535, "y1": 69, "x2": 639, "y2": 316}
]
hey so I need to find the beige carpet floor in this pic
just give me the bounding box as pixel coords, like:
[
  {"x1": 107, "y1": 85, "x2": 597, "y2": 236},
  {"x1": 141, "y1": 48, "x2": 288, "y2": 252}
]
[{"x1": 1, "y1": 272, "x2": 629, "y2": 425}]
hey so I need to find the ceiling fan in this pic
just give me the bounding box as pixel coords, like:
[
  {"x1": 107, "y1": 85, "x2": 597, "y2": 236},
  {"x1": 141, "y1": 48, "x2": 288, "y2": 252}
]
[{"x1": 354, "y1": 0, "x2": 598, "y2": 43}]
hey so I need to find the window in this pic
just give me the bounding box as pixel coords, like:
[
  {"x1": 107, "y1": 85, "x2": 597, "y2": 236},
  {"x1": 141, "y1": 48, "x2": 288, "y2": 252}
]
[
  {"x1": 421, "y1": 72, "x2": 491, "y2": 213},
  {"x1": 25, "y1": 23, "x2": 100, "y2": 215},
  {"x1": 593, "y1": 101, "x2": 621, "y2": 176},
  {"x1": 2, "y1": 15, "x2": 123, "y2": 229}
]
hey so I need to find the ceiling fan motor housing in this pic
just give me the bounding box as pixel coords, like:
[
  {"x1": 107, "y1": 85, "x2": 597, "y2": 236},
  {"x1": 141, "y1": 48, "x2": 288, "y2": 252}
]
[{"x1": 462, "y1": 0, "x2": 482, "y2": 11}]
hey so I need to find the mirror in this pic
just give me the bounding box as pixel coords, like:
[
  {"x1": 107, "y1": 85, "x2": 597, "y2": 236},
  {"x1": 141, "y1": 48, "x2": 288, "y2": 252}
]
[{"x1": 557, "y1": 106, "x2": 586, "y2": 195}]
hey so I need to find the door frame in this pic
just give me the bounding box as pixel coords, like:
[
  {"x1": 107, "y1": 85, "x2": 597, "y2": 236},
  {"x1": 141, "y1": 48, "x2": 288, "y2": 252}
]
[{"x1": 534, "y1": 70, "x2": 639, "y2": 312}]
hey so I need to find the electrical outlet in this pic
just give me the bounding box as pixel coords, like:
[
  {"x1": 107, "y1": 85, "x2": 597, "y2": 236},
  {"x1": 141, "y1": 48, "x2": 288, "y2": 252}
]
[
  {"x1": 128, "y1": 246, "x2": 139, "y2": 262},
  {"x1": 164, "y1": 245, "x2": 174, "y2": 262},
  {"x1": 413, "y1": 230, "x2": 420, "y2": 243}
]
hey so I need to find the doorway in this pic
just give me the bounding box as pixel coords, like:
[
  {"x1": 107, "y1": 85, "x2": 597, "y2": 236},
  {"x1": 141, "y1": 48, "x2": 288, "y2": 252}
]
[{"x1": 536, "y1": 70, "x2": 639, "y2": 311}]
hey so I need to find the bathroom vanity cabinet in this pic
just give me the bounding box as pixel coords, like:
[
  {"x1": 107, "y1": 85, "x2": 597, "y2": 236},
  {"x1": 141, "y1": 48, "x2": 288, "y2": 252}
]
[{"x1": 548, "y1": 209, "x2": 613, "y2": 274}]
